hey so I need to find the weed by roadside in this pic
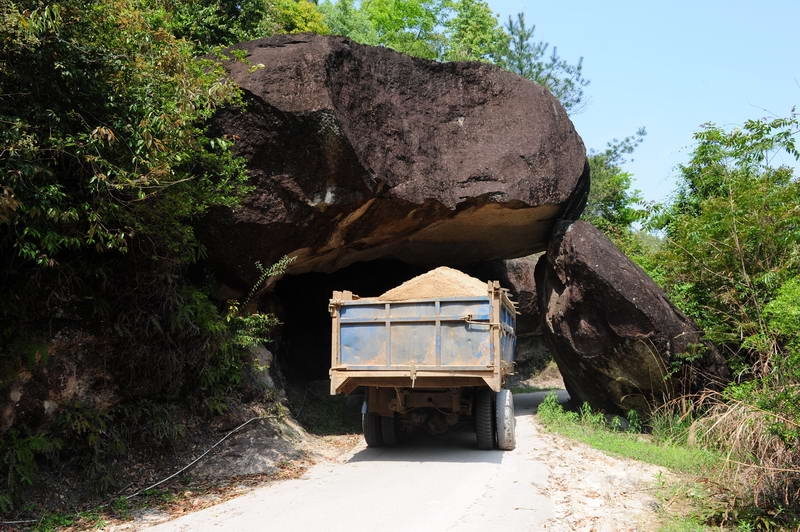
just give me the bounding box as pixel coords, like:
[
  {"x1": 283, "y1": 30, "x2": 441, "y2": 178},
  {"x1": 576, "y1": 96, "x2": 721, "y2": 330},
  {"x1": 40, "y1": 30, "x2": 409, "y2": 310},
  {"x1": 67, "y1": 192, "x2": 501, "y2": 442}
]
[
  {"x1": 660, "y1": 391, "x2": 800, "y2": 530},
  {"x1": 537, "y1": 393, "x2": 719, "y2": 474},
  {"x1": 536, "y1": 392, "x2": 800, "y2": 530},
  {"x1": 536, "y1": 393, "x2": 716, "y2": 530}
]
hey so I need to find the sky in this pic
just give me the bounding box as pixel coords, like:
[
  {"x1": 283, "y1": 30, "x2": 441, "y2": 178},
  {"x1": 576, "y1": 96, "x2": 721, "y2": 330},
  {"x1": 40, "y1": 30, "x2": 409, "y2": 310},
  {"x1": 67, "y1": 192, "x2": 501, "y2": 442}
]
[{"x1": 487, "y1": 0, "x2": 799, "y2": 204}]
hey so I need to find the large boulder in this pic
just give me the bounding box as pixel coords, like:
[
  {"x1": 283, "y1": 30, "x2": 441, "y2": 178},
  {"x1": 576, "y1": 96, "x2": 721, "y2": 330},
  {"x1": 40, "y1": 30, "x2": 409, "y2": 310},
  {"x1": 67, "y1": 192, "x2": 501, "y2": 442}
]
[
  {"x1": 204, "y1": 33, "x2": 588, "y2": 286},
  {"x1": 539, "y1": 221, "x2": 729, "y2": 413}
]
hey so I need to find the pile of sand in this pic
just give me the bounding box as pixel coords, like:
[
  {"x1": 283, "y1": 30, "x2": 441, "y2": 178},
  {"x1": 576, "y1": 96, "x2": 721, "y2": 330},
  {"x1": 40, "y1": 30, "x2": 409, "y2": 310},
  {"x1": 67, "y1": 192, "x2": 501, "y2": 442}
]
[{"x1": 377, "y1": 266, "x2": 488, "y2": 301}]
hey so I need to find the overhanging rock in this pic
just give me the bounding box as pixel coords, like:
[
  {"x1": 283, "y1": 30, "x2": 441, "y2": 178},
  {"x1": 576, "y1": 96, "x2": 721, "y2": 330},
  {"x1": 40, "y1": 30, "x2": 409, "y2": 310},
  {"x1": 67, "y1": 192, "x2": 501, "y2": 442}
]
[{"x1": 203, "y1": 33, "x2": 589, "y2": 285}]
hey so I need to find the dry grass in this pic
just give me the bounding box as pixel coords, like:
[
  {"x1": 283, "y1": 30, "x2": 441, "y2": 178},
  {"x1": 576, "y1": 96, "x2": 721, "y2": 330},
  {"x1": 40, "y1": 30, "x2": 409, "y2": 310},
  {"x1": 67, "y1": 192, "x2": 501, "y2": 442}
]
[{"x1": 684, "y1": 390, "x2": 800, "y2": 524}]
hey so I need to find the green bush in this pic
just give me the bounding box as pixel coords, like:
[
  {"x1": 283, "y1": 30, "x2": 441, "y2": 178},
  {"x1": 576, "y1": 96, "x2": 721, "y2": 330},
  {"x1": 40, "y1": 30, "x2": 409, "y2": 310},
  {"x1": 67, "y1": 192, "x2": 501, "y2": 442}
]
[
  {"x1": 653, "y1": 115, "x2": 800, "y2": 378},
  {"x1": 0, "y1": 0, "x2": 300, "y2": 510},
  {"x1": 649, "y1": 113, "x2": 800, "y2": 527},
  {"x1": 0, "y1": 430, "x2": 61, "y2": 512},
  {"x1": 536, "y1": 392, "x2": 719, "y2": 474}
]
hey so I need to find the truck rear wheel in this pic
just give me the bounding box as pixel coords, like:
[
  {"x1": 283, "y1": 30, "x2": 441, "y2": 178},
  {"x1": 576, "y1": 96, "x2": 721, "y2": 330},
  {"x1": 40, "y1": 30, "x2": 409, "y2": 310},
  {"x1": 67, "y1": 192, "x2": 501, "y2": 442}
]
[
  {"x1": 381, "y1": 415, "x2": 398, "y2": 446},
  {"x1": 363, "y1": 410, "x2": 383, "y2": 447},
  {"x1": 495, "y1": 388, "x2": 516, "y2": 450},
  {"x1": 475, "y1": 388, "x2": 495, "y2": 450}
]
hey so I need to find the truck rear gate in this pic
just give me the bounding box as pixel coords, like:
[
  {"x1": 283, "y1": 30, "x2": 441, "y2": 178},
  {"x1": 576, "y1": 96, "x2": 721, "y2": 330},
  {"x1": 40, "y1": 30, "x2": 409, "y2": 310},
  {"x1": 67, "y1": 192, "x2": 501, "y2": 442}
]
[{"x1": 329, "y1": 281, "x2": 518, "y2": 450}]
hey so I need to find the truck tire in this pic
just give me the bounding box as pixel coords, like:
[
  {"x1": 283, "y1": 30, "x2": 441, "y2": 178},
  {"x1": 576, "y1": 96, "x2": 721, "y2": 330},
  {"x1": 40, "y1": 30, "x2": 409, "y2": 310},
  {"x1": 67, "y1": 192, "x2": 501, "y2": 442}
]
[
  {"x1": 381, "y1": 415, "x2": 398, "y2": 446},
  {"x1": 475, "y1": 388, "x2": 495, "y2": 450},
  {"x1": 363, "y1": 411, "x2": 383, "y2": 447},
  {"x1": 495, "y1": 388, "x2": 516, "y2": 450}
]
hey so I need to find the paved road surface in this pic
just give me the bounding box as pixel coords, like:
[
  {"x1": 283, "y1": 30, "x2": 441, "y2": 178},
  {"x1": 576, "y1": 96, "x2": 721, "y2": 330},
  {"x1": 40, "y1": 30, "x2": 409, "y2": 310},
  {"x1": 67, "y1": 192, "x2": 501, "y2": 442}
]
[{"x1": 147, "y1": 391, "x2": 568, "y2": 532}]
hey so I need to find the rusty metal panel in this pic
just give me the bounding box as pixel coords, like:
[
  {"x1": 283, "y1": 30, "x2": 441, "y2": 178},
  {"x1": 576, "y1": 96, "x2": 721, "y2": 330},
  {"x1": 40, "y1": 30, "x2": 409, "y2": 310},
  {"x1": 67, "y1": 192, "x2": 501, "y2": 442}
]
[
  {"x1": 340, "y1": 323, "x2": 388, "y2": 366},
  {"x1": 334, "y1": 294, "x2": 515, "y2": 380},
  {"x1": 440, "y1": 322, "x2": 491, "y2": 365},
  {"x1": 390, "y1": 322, "x2": 437, "y2": 365},
  {"x1": 389, "y1": 302, "x2": 436, "y2": 318},
  {"x1": 500, "y1": 303, "x2": 516, "y2": 364},
  {"x1": 340, "y1": 303, "x2": 386, "y2": 320},
  {"x1": 439, "y1": 301, "x2": 491, "y2": 320}
]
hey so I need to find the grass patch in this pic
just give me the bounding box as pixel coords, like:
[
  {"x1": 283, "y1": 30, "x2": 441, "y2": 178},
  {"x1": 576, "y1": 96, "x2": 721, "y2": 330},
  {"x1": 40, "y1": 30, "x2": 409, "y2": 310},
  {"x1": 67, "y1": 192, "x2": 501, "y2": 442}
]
[
  {"x1": 656, "y1": 516, "x2": 712, "y2": 532},
  {"x1": 534, "y1": 393, "x2": 792, "y2": 530},
  {"x1": 547, "y1": 421, "x2": 718, "y2": 474},
  {"x1": 509, "y1": 383, "x2": 559, "y2": 394},
  {"x1": 536, "y1": 393, "x2": 721, "y2": 475}
]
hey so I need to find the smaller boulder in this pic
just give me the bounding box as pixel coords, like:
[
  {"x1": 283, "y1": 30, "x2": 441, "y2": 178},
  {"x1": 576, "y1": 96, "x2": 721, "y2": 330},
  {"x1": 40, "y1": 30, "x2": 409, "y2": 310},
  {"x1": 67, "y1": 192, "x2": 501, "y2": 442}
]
[
  {"x1": 249, "y1": 345, "x2": 276, "y2": 391},
  {"x1": 540, "y1": 221, "x2": 729, "y2": 414}
]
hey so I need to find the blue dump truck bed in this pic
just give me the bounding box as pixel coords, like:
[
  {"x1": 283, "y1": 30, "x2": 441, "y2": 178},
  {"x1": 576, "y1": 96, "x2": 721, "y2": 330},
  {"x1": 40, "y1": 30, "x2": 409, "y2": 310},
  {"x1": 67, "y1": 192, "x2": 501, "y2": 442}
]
[{"x1": 329, "y1": 281, "x2": 516, "y2": 395}]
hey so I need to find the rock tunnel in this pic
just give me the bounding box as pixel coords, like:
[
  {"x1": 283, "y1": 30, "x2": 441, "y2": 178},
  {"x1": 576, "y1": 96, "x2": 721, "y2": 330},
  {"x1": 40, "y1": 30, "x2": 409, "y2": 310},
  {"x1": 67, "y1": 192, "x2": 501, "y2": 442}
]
[
  {"x1": 270, "y1": 257, "x2": 549, "y2": 385},
  {"x1": 273, "y1": 259, "x2": 427, "y2": 382},
  {"x1": 202, "y1": 33, "x2": 588, "y2": 392}
]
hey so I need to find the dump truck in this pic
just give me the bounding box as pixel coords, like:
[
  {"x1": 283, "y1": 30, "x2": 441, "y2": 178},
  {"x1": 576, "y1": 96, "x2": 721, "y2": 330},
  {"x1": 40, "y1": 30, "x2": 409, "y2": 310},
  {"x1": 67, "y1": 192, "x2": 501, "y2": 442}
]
[{"x1": 329, "y1": 272, "x2": 517, "y2": 450}]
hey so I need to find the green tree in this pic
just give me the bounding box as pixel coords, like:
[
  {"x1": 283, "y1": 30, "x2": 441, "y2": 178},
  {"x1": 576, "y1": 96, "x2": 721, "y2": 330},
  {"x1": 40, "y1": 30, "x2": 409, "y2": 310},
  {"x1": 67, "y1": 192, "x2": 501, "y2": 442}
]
[
  {"x1": 0, "y1": 0, "x2": 263, "y2": 406},
  {"x1": 146, "y1": 0, "x2": 275, "y2": 50},
  {"x1": 442, "y1": 0, "x2": 507, "y2": 63},
  {"x1": 361, "y1": 0, "x2": 444, "y2": 59},
  {"x1": 502, "y1": 12, "x2": 589, "y2": 112},
  {"x1": 654, "y1": 114, "x2": 800, "y2": 374},
  {"x1": 0, "y1": 0, "x2": 291, "y2": 506},
  {"x1": 581, "y1": 128, "x2": 662, "y2": 279},
  {"x1": 146, "y1": 0, "x2": 328, "y2": 52},
  {"x1": 1, "y1": 0, "x2": 246, "y2": 269},
  {"x1": 652, "y1": 113, "x2": 800, "y2": 524},
  {"x1": 272, "y1": 0, "x2": 330, "y2": 34},
  {"x1": 584, "y1": 128, "x2": 648, "y2": 232},
  {"x1": 319, "y1": 0, "x2": 379, "y2": 44}
]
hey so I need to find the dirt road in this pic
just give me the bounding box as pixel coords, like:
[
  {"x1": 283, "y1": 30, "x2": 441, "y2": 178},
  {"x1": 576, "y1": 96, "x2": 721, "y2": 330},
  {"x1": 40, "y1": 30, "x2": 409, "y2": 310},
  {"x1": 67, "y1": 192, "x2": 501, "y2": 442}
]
[{"x1": 145, "y1": 392, "x2": 665, "y2": 532}]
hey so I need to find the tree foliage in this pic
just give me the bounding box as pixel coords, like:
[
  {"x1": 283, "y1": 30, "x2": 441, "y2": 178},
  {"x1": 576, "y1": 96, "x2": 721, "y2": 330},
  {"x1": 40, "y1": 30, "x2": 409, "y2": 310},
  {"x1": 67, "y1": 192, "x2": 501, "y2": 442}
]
[
  {"x1": 361, "y1": 0, "x2": 443, "y2": 59},
  {"x1": 581, "y1": 128, "x2": 664, "y2": 276},
  {"x1": 503, "y1": 13, "x2": 588, "y2": 112},
  {"x1": 584, "y1": 128, "x2": 648, "y2": 232},
  {"x1": 441, "y1": 0, "x2": 506, "y2": 63},
  {"x1": 654, "y1": 114, "x2": 800, "y2": 370},
  {"x1": 141, "y1": 0, "x2": 328, "y2": 52},
  {"x1": 650, "y1": 113, "x2": 800, "y2": 524},
  {"x1": 317, "y1": 1, "x2": 589, "y2": 111},
  {"x1": 271, "y1": 0, "x2": 329, "y2": 35},
  {"x1": 319, "y1": 0, "x2": 379, "y2": 45},
  {"x1": 657, "y1": 114, "x2": 800, "y2": 508},
  {"x1": 0, "y1": 0, "x2": 307, "y2": 509},
  {"x1": 320, "y1": 0, "x2": 444, "y2": 58},
  {"x1": 1, "y1": 0, "x2": 246, "y2": 270},
  {"x1": 0, "y1": 0, "x2": 312, "y2": 415}
]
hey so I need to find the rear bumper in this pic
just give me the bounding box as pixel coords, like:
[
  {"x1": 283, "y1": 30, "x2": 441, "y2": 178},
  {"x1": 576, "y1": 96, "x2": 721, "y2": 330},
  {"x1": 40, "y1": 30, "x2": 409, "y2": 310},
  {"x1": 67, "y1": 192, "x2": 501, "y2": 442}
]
[{"x1": 330, "y1": 367, "x2": 506, "y2": 394}]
